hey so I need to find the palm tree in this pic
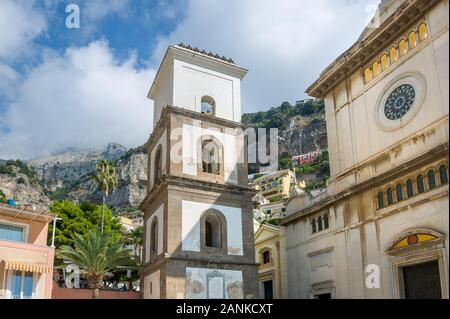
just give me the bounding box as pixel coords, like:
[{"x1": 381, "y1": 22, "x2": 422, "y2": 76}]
[
  {"x1": 126, "y1": 226, "x2": 144, "y2": 261},
  {"x1": 58, "y1": 228, "x2": 136, "y2": 299},
  {"x1": 93, "y1": 160, "x2": 118, "y2": 232}
]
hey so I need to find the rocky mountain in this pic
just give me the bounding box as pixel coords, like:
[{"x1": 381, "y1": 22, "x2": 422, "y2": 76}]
[
  {"x1": 0, "y1": 160, "x2": 50, "y2": 211},
  {"x1": 242, "y1": 99, "x2": 328, "y2": 172},
  {"x1": 0, "y1": 143, "x2": 147, "y2": 212}
]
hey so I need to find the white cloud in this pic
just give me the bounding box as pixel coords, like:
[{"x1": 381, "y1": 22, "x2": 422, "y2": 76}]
[
  {"x1": 0, "y1": 40, "x2": 155, "y2": 159},
  {"x1": 83, "y1": 0, "x2": 130, "y2": 21},
  {"x1": 0, "y1": 0, "x2": 47, "y2": 61},
  {"x1": 153, "y1": 0, "x2": 372, "y2": 112}
]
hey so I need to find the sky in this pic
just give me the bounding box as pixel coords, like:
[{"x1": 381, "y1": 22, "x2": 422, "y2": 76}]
[{"x1": 0, "y1": 0, "x2": 380, "y2": 160}]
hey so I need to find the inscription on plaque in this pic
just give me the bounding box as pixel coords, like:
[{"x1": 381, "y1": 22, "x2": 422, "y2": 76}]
[{"x1": 208, "y1": 276, "x2": 224, "y2": 299}]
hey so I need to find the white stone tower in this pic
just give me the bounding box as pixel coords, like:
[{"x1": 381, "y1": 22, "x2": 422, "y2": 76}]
[{"x1": 140, "y1": 44, "x2": 259, "y2": 299}]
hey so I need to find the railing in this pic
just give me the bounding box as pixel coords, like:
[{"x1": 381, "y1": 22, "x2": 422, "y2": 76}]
[{"x1": 10, "y1": 294, "x2": 33, "y2": 299}]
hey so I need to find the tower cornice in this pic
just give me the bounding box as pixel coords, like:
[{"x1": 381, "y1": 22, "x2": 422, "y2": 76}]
[
  {"x1": 145, "y1": 105, "x2": 249, "y2": 151},
  {"x1": 139, "y1": 174, "x2": 256, "y2": 212}
]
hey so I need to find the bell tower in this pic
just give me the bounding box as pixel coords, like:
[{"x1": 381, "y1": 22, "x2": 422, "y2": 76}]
[{"x1": 140, "y1": 44, "x2": 259, "y2": 299}]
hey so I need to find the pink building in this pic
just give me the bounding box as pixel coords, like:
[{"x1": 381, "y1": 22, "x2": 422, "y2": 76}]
[
  {"x1": 0, "y1": 204, "x2": 55, "y2": 299},
  {"x1": 292, "y1": 150, "x2": 322, "y2": 166}
]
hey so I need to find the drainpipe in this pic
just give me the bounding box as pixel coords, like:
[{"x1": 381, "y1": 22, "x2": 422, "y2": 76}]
[{"x1": 51, "y1": 217, "x2": 62, "y2": 248}]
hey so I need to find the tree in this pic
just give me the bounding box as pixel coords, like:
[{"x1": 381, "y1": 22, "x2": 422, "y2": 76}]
[
  {"x1": 48, "y1": 201, "x2": 121, "y2": 248},
  {"x1": 93, "y1": 160, "x2": 118, "y2": 232},
  {"x1": 122, "y1": 226, "x2": 144, "y2": 261},
  {"x1": 58, "y1": 228, "x2": 136, "y2": 299},
  {"x1": 0, "y1": 189, "x2": 6, "y2": 203}
]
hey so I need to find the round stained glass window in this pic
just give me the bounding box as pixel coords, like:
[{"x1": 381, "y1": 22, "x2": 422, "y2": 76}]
[{"x1": 384, "y1": 84, "x2": 416, "y2": 120}]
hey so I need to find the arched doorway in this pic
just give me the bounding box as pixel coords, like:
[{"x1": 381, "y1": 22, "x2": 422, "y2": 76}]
[{"x1": 386, "y1": 228, "x2": 447, "y2": 299}]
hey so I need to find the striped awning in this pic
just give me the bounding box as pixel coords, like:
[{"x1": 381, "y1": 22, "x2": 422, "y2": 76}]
[{"x1": 2, "y1": 260, "x2": 52, "y2": 273}]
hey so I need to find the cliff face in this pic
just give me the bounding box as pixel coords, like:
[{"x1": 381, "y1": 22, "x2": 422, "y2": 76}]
[
  {"x1": 242, "y1": 99, "x2": 328, "y2": 174},
  {"x1": 30, "y1": 143, "x2": 127, "y2": 182},
  {"x1": 0, "y1": 143, "x2": 148, "y2": 211},
  {"x1": 278, "y1": 116, "x2": 328, "y2": 158},
  {"x1": 0, "y1": 169, "x2": 50, "y2": 211}
]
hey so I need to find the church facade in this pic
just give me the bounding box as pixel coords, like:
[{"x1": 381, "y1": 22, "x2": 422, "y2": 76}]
[
  {"x1": 281, "y1": 0, "x2": 449, "y2": 298},
  {"x1": 139, "y1": 44, "x2": 259, "y2": 299}
]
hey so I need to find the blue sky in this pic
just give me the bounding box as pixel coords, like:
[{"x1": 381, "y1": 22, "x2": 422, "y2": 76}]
[{"x1": 0, "y1": 0, "x2": 379, "y2": 159}]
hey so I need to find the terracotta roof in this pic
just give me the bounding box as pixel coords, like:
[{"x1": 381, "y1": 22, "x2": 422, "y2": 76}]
[{"x1": 176, "y1": 43, "x2": 235, "y2": 64}]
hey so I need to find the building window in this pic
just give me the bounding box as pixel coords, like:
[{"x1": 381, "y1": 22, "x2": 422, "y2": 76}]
[
  {"x1": 372, "y1": 61, "x2": 381, "y2": 77},
  {"x1": 201, "y1": 96, "x2": 215, "y2": 115},
  {"x1": 396, "y1": 184, "x2": 403, "y2": 202},
  {"x1": 323, "y1": 214, "x2": 329, "y2": 229},
  {"x1": 154, "y1": 146, "x2": 162, "y2": 185},
  {"x1": 399, "y1": 39, "x2": 408, "y2": 57},
  {"x1": 418, "y1": 23, "x2": 428, "y2": 41},
  {"x1": 311, "y1": 214, "x2": 329, "y2": 233},
  {"x1": 317, "y1": 216, "x2": 323, "y2": 232},
  {"x1": 11, "y1": 271, "x2": 33, "y2": 299},
  {"x1": 406, "y1": 179, "x2": 414, "y2": 198},
  {"x1": 417, "y1": 175, "x2": 425, "y2": 193},
  {"x1": 408, "y1": 31, "x2": 417, "y2": 49},
  {"x1": 150, "y1": 218, "x2": 158, "y2": 255},
  {"x1": 0, "y1": 223, "x2": 25, "y2": 242},
  {"x1": 387, "y1": 188, "x2": 394, "y2": 205},
  {"x1": 204, "y1": 213, "x2": 222, "y2": 248},
  {"x1": 364, "y1": 68, "x2": 373, "y2": 83},
  {"x1": 202, "y1": 139, "x2": 220, "y2": 175},
  {"x1": 262, "y1": 250, "x2": 271, "y2": 265},
  {"x1": 439, "y1": 165, "x2": 448, "y2": 185},
  {"x1": 381, "y1": 54, "x2": 389, "y2": 71},
  {"x1": 390, "y1": 47, "x2": 398, "y2": 63},
  {"x1": 428, "y1": 170, "x2": 436, "y2": 189},
  {"x1": 377, "y1": 192, "x2": 384, "y2": 209}
]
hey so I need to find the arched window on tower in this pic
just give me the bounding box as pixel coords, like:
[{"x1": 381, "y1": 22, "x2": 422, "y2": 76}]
[
  {"x1": 396, "y1": 183, "x2": 403, "y2": 202},
  {"x1": 387, "y1": 188, "x2": 394, "y2": 205},
  {"x1": 377, "y1": 192, "x2": 384, "y2": 209},
  {"x1": 418, "y1": 23, "x2": 428, "y2": 41},
  {"x1": 364, "y1": 67, "x2": 373, "y2": 83},
  {"x1": 399, "y1": 39, "x2": 408, "y2": 57},
  {"x1": 150, "y1": 218, "x2": 158, "y2": 255},
  {"x1": 372, "y1": 61, "x2": 381, "y2": 77},
  {"x1": 204, "y1": 213, "x2": 223, "y2": 248},
  {"x1": 202, "y1": 139, "x2": 220, "y2": 175},
  {"x1": 390, "y1": 47, "x2": 398, "y2": 64},
  {"x1": 428, "y1": 170, "x2": 436, "y2": 189},
  {"x1": 406, "y1": 179, "x2": 414, "y2": 198},
  {"x1": 154, "y1": 146, "x2": 162, "y2": 185},
  {"x1": 201, "y1": 96, "x2": 216, "y2": 115},
  {"x1": 408, "y1": 31, "x2": 417, "y2": 49},
  {"x1": 381, "y1": 53, "x2": 389, "y2": 71},
  {"x1": 417, "y1": 175, "x2": 425, "y2": 194},
  {"x1": 439, "y1": 165, "x2": 448, "y2": 185}
]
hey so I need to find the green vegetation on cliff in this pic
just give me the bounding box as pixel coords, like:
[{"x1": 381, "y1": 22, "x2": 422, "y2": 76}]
[{"x1": 242, "y1": 99, "x2": 324, "y2": 129}]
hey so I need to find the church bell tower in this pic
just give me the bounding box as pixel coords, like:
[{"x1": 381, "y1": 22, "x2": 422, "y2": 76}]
[{"x1": 140, "y1": 44, "x2": 259, "y2": 299}]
